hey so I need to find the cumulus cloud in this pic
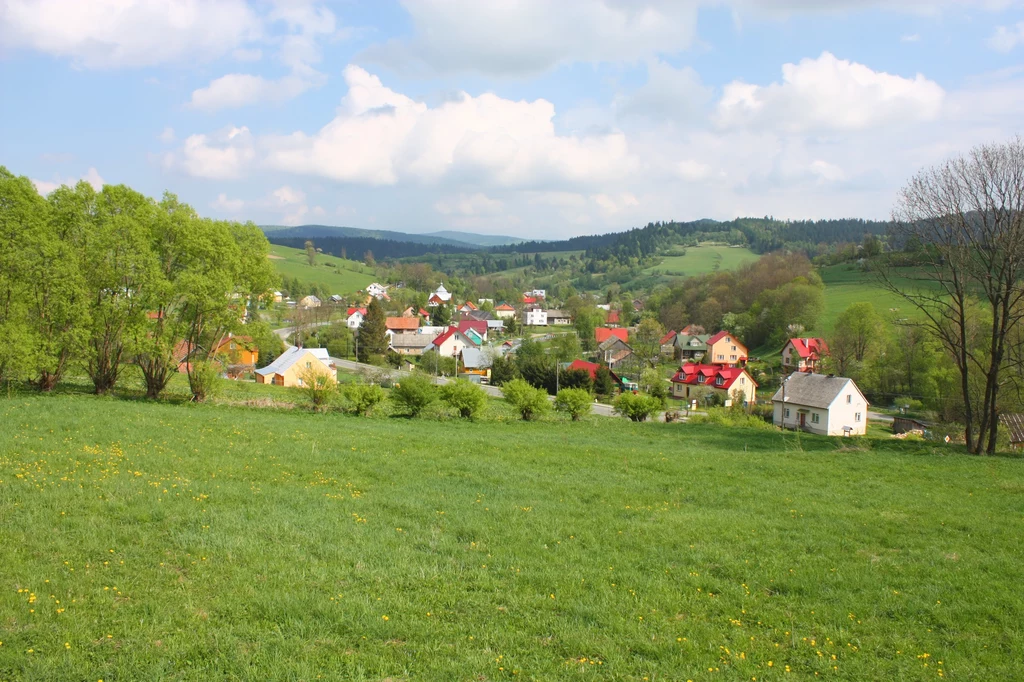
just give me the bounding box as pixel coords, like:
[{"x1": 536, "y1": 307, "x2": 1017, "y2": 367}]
[
  {"x1": 189, "y1": 73, "x2": 321, "y2": 111},
  {"x1": 989, "y1": 22, "x2": 1024, "y2": 53},
  {"x1": 716, "y1": 52, "x2": 945, "y2": 133},
  {"x1": 212, "y1": 193, "x2": 245, "y2": 212},
  {"x1": 0, "y1": 0, "x2": 260, "y2": 68},
  {"x1": 31, "y1": 167, "x2": 105, "y2": 194},
  {"x1": 362, "y1": 0, "x2": 701, "y2": 75},
  {"x1": 615, "y1": 60, "x2": 711, "y2": 122},
  {"x1": 177, "y1": 66, "x2": 635, "y2": 189}
]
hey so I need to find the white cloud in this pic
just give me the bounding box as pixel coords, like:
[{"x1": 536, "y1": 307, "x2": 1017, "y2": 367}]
[
  {"x1": 31, "y1": 167, "x2": 105, "y2": 194},
  {"x1": 0, "y1": 0, "x2": 260, "y2": 68},
  {"x1": 232, "y1": 47, "x2": 263, "y2": 62},
  {"x1": 676, "y1": 159, "x2": 713, "y2": 181},
  {"x1": 989, "y1": 22, "x2": 1024, "y2": 53},
  {"x1": 189, "y1": 73, "x2": 321, "y2": 112},
  {"x1": 362, "y1": 0, "x2": 701, "y2": 75},
  {"x1": 212, "y1": 193, "x2": 245, "y2": 212},
  {"x1": 592, "y1": 192, "x2": 639, "y2": 215},
  {"x1": 615, "y1": 60, "x2": 711, "y2": 122},
  {"x1": 716, "y1": 52, "x2": 945, "y2": 133},
  {"x1": 901, "y1": 33, "x2": 921, "y2": 43},
  {"x1": 311, "y1": 205, "x2": 326, "y2": 217},
  {"x1": 178, "y1": 126, "x2": 255, "y2": 179},
  {"x1": 272, "y1": 185, "x2": 306, "y2": 206},
  {"x1": 159, "y1": 127, "x2": 176, "y2": 144},
  {"x1": 179, "y1": 65, "x2": 636, "y2": 189},
  {"x1": 434, "y1": 193, "x2": 504, "y2": 216}
]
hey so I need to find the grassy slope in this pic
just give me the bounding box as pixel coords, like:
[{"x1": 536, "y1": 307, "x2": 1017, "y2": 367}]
[
  {"x1": 643, "y1": 245, "x2": 759, "y2": 277},
  {"x1": 818, "y1": 265, "x2": 931, "y2": 333},
  {"x1": 269, "y1": 244, "x2": 376, "y2": 295},
  {"x1": 3, "y1": 394, "x2": 1023, "y2": 680}
]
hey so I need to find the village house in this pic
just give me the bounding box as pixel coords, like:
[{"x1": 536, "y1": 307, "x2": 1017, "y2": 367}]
[
  {"x1": 606, "y1": 310, "x2": 621, "y2": 327},
  {"x1": 459, "y1": 347, "x2": 492, "y2": 383},
  {"x1": 670, "y1": 363, "x2": 757, "y2": 405},
  {"x1": 524, "y1": 289, "x2": 546, "y2": 299},
  {"x1": 675, "y1": 333, "x2": 710, "y2": 361},
  {"x1": 524, "y1": 308, "x2": 548, "y2": 326},
  {"x1": 458, "y1": 319, "x2": 488, "y2": 343},
  {"x1": 328, "y1": 294, "x2": 344, "y2": 304},
  {"x1": 389, "y1": 332, "x2": 437, "y2": 356},
  {"x1": 567, "y1": 359, "x2": 624, "y2": 389},
  {"x1": 386, "y1": 316, "x2": 420, "y2": 334},
  {"x1": 426, "y1": 327, "x2": 477, "y2": 357},
  {"x1": 366, "y1": 282, "x2": 389, "y2": 299},
  {"x1": 546, "y1": 309, "x2": 572, "y2": 325},
  {"x1": 210, "y1": 333, "x2": 259, "y2": 368},
  {"x1": 346, "y1": 307, "x2": 367, "y2": 330},
  {"x1": 782, "y1": 337, "x2": 829, "y2": 373},
  {"x1": 597, "y1": 335, "x2": 634, "y2": 370},
  {"x1": 772, "y1": 372, "x2": 868, "y2": 436},
  {"x1": 659, "y1": 330, "x2": 678, "y2": 356},
  {"x1": 298, "y1": 295, "x2": 321, "y2": 309},
  {"x1": 486, "y1": 319, "x2": 505, "y2": 334},
  {"x1": 706, "y1": 331, "x2": 748, "y2": 366},
  {"x1": 494, "y1": 303, "x2": 516, "y2": 319},
  {"x1": 458, "y1": 300, "x2": 479, "y2": 313},
  {"x1": 595, "y1": 327, "x2": 629, "y2": 345},
  {"x1": 272, "y1": 291, "x2": 283, "y2": 303},
  {"x1": 255, "y1": 347, "x2": 336, "y2": 387}
]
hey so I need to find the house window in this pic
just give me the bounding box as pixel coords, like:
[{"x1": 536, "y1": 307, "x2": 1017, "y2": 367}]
[
  {"x1": 855, "y1": 412, "x2": 862, "y2": 422},
  {"x1": 715, "y1": 376, "x2": 724, "y2": 386},
  {"x1": 306, "y1": 361, "x2": 312, "y2": 368},
  {"x1": 297, "y1": 378, "x2": 304, "y2": 386},
  {"x1": 811, "y1": 413, "x2": 820, "y2": 424},
  {"x1": 717, "y1": 354, "x2": 724, "y2": 360},
  {"x1": 785, "y1": 408, "x2": 790, "y2": 418},
  {"x1": 740, "y1": 378, "x2": 745, "y2": 384},
  {"x1": 731, "y1": 345, "x2": 737, "y2": 351},
  {"x1": 698, "y1": 375, "x2": 705, "y2": 383},
  {"x1": 847, "y1": 395, "x2": 852, "y2": 404},
  {"x1": 730, "y1": 354, "x2": 737, "y2": 361},
  {"x1": 230, "y1": 342, "x2": 237, "y2": 350}
]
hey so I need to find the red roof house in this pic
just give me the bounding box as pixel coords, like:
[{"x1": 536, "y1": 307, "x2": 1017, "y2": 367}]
[
  {"x1": 567, "y1": 359, "x2": 623, "y2": 387},
  {"x1": 670, "y1": 363, "x2": 757, "y2": 403},
  {"x1": 523, "y1": 296, "x2": 538, "y2": 305},
  {"x1": 782, "y1": 337, "x2": 829, "y2": 373},
  {"x1": 595, "y1": 327, "x2": 629, "y2": 345},
  {"x1": 606, "y1": 310, "x2": 620, "y2": 326},
  {"x1": 386, "y1": 317, "x2": 420, "y2": 332},
  {"x1": 457, "y1": 319, "x2": 488, "y2": 339}
]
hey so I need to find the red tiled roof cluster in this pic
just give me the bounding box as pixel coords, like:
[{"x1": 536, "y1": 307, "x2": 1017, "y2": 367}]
[{"x1": 670, "y1": 363, "x2": 755, "y2": 390}]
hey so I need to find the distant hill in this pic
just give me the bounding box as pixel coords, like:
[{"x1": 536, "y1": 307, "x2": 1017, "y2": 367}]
[
  {"x1": 421, "y1": 230, "x2": 534, "y2": 247},
  {"x1": 261, "y1": 224, "x2": 475, "y2": 248}
]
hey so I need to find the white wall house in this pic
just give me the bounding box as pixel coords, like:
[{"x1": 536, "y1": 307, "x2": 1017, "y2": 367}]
[
  {"x1": 426, "y1": 328, "x2": 477, "y2": 356},
  {"x1": 346, "y1": 309, "x2": 365, "y2": 330},
  {"x1": 366, "y1": 283, "x2": 388, "y2": 299},
  {"x1": 524, "y1": 308, "x2": 548, "y2": 326},
  {"x1": 771, "y1": 372, "x2": 869, "y2": 436}
]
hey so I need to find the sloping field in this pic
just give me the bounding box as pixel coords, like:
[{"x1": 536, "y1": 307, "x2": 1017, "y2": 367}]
[
  {"x1": 269, "y1": 244, "x2": 376, "y2": 295},
  {"x1": 644, "y1": 245, "x2": 758, "y2": 277},
  {"x1": 2, "y1": 395, "x2": 1022, "y2": 680},
  {"x1": 819, "y1": 265, "x2": 933, "y2": 333}
]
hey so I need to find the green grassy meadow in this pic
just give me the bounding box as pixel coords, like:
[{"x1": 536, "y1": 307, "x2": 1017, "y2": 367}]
[
  {"x1": 269, "y1": 244, "x2": 376, "y2": 295},
  {"x1": 818, "y1": 265, "x2": 932, "y2": 333},
  {"x1": 3, "y1": 392, "x2": 1024, "y2": 680},
  {"x1": 643, "y1": 245, "x2": 759, "y2": 278}
]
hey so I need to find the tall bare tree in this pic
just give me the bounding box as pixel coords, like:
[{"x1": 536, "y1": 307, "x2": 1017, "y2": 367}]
[{"x1": 882, "y1": 137, "x2": 1024, "y2": 454}]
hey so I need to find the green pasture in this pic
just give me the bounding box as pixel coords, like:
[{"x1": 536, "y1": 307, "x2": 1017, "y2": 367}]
[
  {"x1": 2, "y1": 390, "x2": 1023, "y2": 680},
  {"x1": 818, "y1": 265, "x2": 934, "y2": 333},
  {"x1": 643, "y1": 245, "x2": 758, "y2": 278},
  {"x1": 269, "y1": 244, "x2": 376, "y2": 296}
]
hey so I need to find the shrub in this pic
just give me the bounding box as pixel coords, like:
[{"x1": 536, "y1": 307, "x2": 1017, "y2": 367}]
[
  {"x1": 613, "y1": 392, "x2": 662, "y2": 422},
  {"x1": 594, "y1": 366, "x2": 616, "y2": 396},
  {"x1": 342, "y1": 383, "x2": 385, "y2": 416},
  {"x1": 688, "y1": 407, "x2": 776, "y2": 430},
  {"x1": 439, "y1": 379, "x2": 488, "y2": 419},
  {"x1": 299, "y1": 367, "x2": 338, "y2": 411},
  {"x1": 554, "y1": 387, "x2": 592, "y2": 421},
  {"x1": 502, "y1": 379, "x2": 550, "y2": 421},
  {"x1": 390, "y1": 372, "x2": 437, "y2": 417},
  {"x1": 489, "y1": 353, "x2": 519, "y2": 386},
  {"x1": 188, "y1": 360, "x2": 221, "y2": 403},
  {"x1": 559, "y1": 368, "x2": 593, "y2": 392}
]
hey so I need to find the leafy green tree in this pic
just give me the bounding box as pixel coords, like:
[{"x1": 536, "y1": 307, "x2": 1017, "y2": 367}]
[
  {"x1": 489, "y1": 353, "x2": 519, "y2": 386},
  {"x1": 613, "y1": 392, "x2": 662, "y2": 422},
  {"x1": 594, "y1": 365, "x2": 616, "y2": 396},
  {"x1": 828, "y1": 302, "x2": 884, "y2": 377},
  {"x1": 358, "y1": 297, "x2": 388, "y2": 363},
  {"x1": 419, "y1": 349, "x2": 456, "y2": 377},
  {"x1": 502, "y1": 379, "x2": 550, "y2": 421},
  {"x1": 439, "y1": 379, "x2": 488, "y2": 419},
  {"x1": 343, "y1": 382, "x2": 385, "y2": 416},
  {"x1": 554, "y1": 388, "x2": 592, "y2": 421},
  {"x1": 551, "y1": 333, "x2": 581, "y2": 364},
  {"x1": 559, "y1": 367, "x2": 593, "y2": 391},
  {"x1": 305, "y1": 239, "x2": 316, "y2": 266},
  {"x1": 632, "y1": 318, "x2": 665, "y2": 368},
  {"x1": 319, "y1": 322, "x2": 354, "y2": 359},
  {"x1": 431, "y1": 303, "x2": 451, "y2": 327},
  {"x1": 390, "y1": 372, "x2": 437, "y2": 416},
  {"x1": 573, "y1": 308, "x2": 602, "y2": 351}
]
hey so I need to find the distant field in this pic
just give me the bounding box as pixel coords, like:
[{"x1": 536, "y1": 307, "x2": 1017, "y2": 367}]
[
  {"x1": 643, "y1": 244, "x2": 758, "y2": 277},
  {"x1": 2, "y1": 392, "x2": 1023, "y2": 679},
  {"x1": 819, "y1": 265, "x2": 933, "y2": 333},
  {"x1": 269, "y1": 244, "x2": 375, "y2": 295}
]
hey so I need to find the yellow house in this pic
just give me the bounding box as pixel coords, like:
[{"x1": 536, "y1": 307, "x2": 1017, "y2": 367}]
[
  {"x1": 255, "y1": 347, "x2": 336, "y2": 387},
  {"x1": 706, "y1": 330, "x2": 748, "y2": 366}
]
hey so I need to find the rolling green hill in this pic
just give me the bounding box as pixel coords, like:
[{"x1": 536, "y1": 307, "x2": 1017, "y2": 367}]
[
  {"x1": 643, "y1": 244, "x2": 759, "y2": 277},
  {"x1": 2, "y1": 392, "x2": 1021, "y2": 679},
  {"x1": 269, "y1": 244, "x2": 376, "y2": 295},
  {"x1": 819, "y1": 264, "x2": 932, "y2": 332}
]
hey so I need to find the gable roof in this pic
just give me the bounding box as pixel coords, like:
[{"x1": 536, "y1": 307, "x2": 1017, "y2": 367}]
[
  {"x1": 211, "y1": 333, "x2": 256, "y2": 354},
  {"x1": 460, "y1": 347, "x2": 492, "y2": 369},
  {"x1": 389, "y1": 332, "x2": 433, "y2": 349},
  {"x1": 786, "y1": 337, "x2": 829, "y2": 359},
  {"x1": 386, "y1": 317, "x2": 420, "y2": 331},
  {"x1": 659, "y1": 330, "x2": 677, "y2": 345},
  {"x1": 707, "y1": 330, "x2": 732, "y2": 345},
  {"x1": 495, "y1": 302, "x2": 516, "y2": 311},
  {"x1": 431, "y1": 327, "x2": 478, "y2": 349},
  {"x1": 346, "y1": 307, "x2": 367, "y2": 317},
  {"x1": 546, "y1": 309, "x2": 569, "y2": 319},
  {"x1": 598, "y1": 335, "x2": 631, "y2": 353},
  {"x1": 458, "y1": 319, "x2": 488, "y2": 337},
  {"x1": 606, "y1": 310, "x2": 620, "y2": 324},
  {"x1": 522, "y1": 296, "x2": 538, "y2": 305},
  {"x1": 255, "y1": 346, "x2": 332, "y2": 377},
  {"x1": 770, "y1": 372, "x2": 863, "y2": 408},
  {"x1": 595, "y1": 327, "x2": 629, "y2": 344},
  {"x1": 670, "y1": 363, "x2": 755, "y2": 390}
]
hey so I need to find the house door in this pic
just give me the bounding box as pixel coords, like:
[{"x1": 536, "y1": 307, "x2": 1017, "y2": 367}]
[{"x1": 799, "y1": 413, "x2": 806, "y2": 428}]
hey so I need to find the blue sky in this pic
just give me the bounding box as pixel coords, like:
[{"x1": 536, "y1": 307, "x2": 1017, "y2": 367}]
[{"x1": 3, "y1": 0, "x2": 1024, "y2": 239}]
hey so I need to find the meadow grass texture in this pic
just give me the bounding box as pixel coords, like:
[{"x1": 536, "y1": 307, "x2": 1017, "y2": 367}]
[
  {"x1": 269, "y1": 244, "x2": 376, "y2": 296},
  {"x1": 2, "y1": 394, "x2": 1023, "y2": 680},
  {"x1": 642, "y1": 245, "x2": 759, "y2": 278}
]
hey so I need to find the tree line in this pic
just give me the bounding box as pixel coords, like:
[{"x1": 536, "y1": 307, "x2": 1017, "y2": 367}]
[{"x1": 0, "y1": 167, "x2": 277, "y2": 401}]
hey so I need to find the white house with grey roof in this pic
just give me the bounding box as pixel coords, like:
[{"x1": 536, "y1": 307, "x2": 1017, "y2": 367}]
[{"x1": 771, "y1": 372, "x2": 869, "y2": 436}]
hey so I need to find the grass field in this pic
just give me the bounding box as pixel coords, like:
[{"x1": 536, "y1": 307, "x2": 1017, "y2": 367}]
[
  {"x1": 269, "y1": 244, "x2": 376, "y2": 296},
  {"x1": 3, "y1": 392, "x2": 1024, "y2": 680},
  {"x1": 818, "y1": 265, "x2": 933, "y2": 333},
  {"x1": 643, "y1": 245, "x2": 759, "y2": 278}
]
